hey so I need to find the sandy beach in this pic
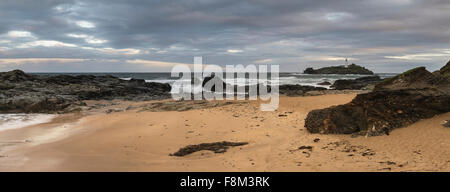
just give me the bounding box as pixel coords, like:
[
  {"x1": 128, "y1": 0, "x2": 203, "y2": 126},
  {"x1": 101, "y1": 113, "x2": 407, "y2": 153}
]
[{"x1": 0, "y1": 93, "x2": 448, "y2": 172}]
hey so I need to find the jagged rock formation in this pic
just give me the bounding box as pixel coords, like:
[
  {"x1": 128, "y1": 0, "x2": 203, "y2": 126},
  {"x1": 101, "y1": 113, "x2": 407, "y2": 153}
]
[
  {"x1": 441, "y1": 60, "x2": 450, "y2": 76},
  {"x1": 304, "y1": 63, "x2": 374, "y2": 75},
  {"x1": 374, "y1": 67, "x2": 439, "y2": 90},
  {"x1": 331, "y1": 76, "x2": 382, "y2": 90},
  {"x1": 0, "y1": 70, "x2": 171, "y2": 113},
  {"x1": 305, "y1": 61, "x2": 450, "y2": 136}
]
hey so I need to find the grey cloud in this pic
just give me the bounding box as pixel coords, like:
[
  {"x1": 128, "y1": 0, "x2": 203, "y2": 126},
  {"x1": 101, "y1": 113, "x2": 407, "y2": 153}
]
[{"x1": 0, "y1": 0, "x2": 449, "y2": 72}]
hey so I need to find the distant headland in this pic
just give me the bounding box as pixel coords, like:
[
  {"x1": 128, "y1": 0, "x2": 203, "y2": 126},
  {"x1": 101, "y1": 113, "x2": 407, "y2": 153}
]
[{"x1": 303, "y1": 63, "x2": 374, "y2": 75}]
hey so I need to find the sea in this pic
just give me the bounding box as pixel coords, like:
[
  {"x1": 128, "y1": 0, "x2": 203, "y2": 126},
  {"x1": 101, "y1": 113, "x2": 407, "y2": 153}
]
[
  {"x1": 0, "y1": 72, "x2": 397, "y2": 132},
  {"x1": 31, "y1": 72, "x2": 396, "y2": 88}
]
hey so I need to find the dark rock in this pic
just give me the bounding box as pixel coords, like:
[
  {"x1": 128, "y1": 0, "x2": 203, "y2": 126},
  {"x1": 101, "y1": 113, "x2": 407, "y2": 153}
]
[
  {"x1": 306, "y1": 88, "x2": 450, "y2": 135},
  {"x1": 202, "y1": 74, "x2": 272, "y2": 97},
  {"x1": 443, "y1": 120, "x2": 450, "y2": 128},
  {"x1": 304, "y1": 68, "x2": 316, "y2": 74},
  {"x1": 0, "y1": 70, "x2": 172, "y2": 113},
  {"x1": 201, "y1": 74, "x2": 327, "y2": 97},
  {"x1": 169, "y1": 141, "x2": 248, "y2": 156},
  {"x1": 202, "y1": 73, "x2": 227, "y2": 92},
  {"x1": 279, "y1": 84, "x2": 326, "y2": 96},
  {"x1": 317, "y1": 81, "x2": 331, "y2": 85},
  {"x1": 298, "y1": 146, "x2": 313, "y2": 151},
  {"x1": 306, "y1": 104, "x2": 367, "y2": 134},
  {"x1": 0, "y1": 95, "x2": 84, "y2": 113},
  {"x1": 105, "y1": 109, "x2": 123, "y2": 114},
  {"x1": 201, "y1": 74, "x2": 328, "y2": 97},
  {"x1": 0, "y1": 70, "x2": 35, "y2": 82},
  {"x1": 331, "y1": 76, "x2": 382, "y2": 90},
  {"x1": 127, "y1": 78, "x2": 146, "y2": 86},
  {"x1": 374, "y1": 67, "x2": 437, "y2": 91},
  {"x1": 303, "y1": 63, "x2": 374, "y2": 75},
  {"x1": 305, "y1": 62, "x2": 450, "y2": 136},
  {"x1": 362, "y1": 149, "x2": 375, "y2": 156},
  {"x1": 383, "y1": 127, "x2": 390, "y2": 135},
  {"x1": 440, "y1": 60, "x2": 450, "y2": 76},
  {"x1": 0, "y1": 82, "x2": 15, "y2": 90}
]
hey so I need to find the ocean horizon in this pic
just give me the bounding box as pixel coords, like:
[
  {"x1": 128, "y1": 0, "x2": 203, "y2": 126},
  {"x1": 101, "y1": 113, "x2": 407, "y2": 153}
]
[{"x1": 31, "y1": 72, "x2": 398, "y2": 88}]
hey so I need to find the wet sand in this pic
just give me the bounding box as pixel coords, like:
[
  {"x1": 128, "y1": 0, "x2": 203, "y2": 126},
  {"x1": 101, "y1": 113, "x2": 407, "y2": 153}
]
[{"x1": 0, "y1": 94, "x2": 449, "y2": 171}]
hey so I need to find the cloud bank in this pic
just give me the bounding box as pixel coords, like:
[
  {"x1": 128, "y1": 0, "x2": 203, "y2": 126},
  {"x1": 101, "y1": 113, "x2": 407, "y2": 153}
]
[{"x1": 0, "y1": 0, "x2": 449, "y2": 72}]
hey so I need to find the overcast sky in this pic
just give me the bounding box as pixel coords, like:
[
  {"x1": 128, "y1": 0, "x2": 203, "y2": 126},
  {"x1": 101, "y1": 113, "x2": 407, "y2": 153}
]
[{"x1": 0, "y1": 0, "x2": 449, "y2": 72}]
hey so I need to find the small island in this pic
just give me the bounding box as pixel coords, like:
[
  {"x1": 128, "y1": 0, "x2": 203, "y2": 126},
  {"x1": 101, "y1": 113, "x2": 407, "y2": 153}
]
[{"x1": 304, "y1": 63, "x2": 374, "y2": 75}]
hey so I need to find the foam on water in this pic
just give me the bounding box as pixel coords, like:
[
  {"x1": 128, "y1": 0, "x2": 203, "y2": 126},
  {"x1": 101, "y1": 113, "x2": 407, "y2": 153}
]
[{"x1": 0, "y1": 114, "x2": 56, "y2": 132}]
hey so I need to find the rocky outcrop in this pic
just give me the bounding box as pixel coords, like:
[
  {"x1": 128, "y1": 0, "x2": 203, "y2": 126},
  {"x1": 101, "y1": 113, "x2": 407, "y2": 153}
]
[
  {"x1": 0, "y1": 70, "x2": 171, "y2": 113},
  {"x1": 0, "y1": 95, "x2": 84, "y2": 113},
  {"x1": 304, "y1": 64, "x2": 374, "y2": 75},
  {"x1": 305, "y1": 61, "x2": 450, "y2": 136},
  {"x1": 279, "y1": 85, "x2": 327, "y2": 96},
  {"x1": 0, "y1": 70, "x2": 35, "y2": 82},
  {"x1": 331, "y1": 76, "x2": 382, "y2": 90},
  {"x1": 202, "y1": 74, "x2": 228, "y2": 92},
  {"x1": 317, "y1": 81, "x2": 331, "y2": 86},
  {"x1": 440, "y1": 60, "x2": 450, "y2": 76},
  {"x1": 201, "y1": 74, "x2": 328, "y2": 97},
  {"x1": 374, "y1": 67, "x2": 437, "y2": 91}
]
